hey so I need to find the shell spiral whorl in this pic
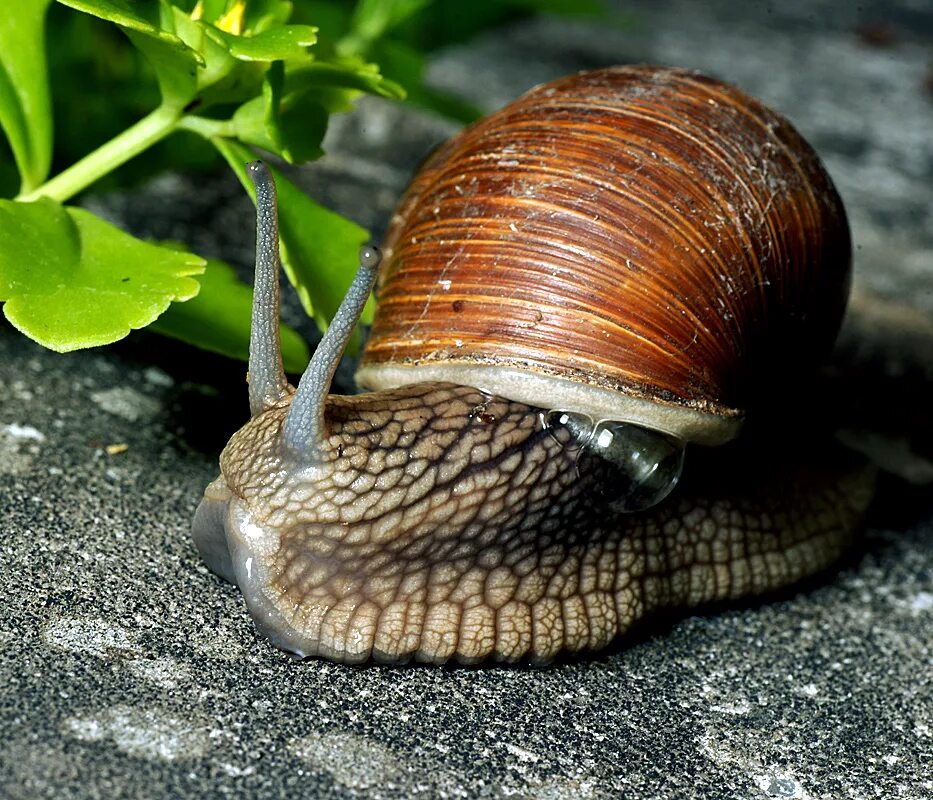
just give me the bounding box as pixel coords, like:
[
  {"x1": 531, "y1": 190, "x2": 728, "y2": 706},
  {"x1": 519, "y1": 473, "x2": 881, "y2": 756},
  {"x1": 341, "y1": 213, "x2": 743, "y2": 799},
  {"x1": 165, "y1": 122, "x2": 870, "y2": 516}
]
[{"x1": 357, "y1": 66, "x2": 851, "y2": 443}]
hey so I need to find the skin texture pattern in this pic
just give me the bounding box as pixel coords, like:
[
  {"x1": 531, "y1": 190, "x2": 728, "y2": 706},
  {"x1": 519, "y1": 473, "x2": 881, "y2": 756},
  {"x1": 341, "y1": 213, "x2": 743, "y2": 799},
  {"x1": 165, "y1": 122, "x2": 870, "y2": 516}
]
[{"x1": 193, "y1": 383, "x2": 873, "y2": 665}]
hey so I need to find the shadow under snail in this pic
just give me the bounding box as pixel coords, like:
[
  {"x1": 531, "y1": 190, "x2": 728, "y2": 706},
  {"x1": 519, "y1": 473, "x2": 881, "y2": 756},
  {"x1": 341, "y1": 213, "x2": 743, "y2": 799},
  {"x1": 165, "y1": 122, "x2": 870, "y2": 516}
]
[{"x1": 192, "y1": 65, "x2": 874, "y2": 665}]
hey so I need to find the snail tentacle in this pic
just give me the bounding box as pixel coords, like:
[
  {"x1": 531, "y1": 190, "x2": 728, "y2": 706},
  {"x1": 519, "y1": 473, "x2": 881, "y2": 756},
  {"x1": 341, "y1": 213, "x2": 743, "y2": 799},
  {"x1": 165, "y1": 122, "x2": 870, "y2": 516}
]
[
  {"x1": 282, "y1": 245, "x2": 380, "y2": 463},
  {"x1": 246, "y1": 161, "x2": 288, "y2": 417}
]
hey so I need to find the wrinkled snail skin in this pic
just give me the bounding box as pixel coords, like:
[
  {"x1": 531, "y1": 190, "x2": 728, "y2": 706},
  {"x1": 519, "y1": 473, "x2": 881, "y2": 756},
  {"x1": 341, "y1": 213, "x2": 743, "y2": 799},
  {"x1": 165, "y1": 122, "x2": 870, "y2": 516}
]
[
  {"x1": 192, "y1": 67, "x2": 874, "y2": 665},
  {"x1": 194, "y1": 384, "x2": 872, "y2": 664}
]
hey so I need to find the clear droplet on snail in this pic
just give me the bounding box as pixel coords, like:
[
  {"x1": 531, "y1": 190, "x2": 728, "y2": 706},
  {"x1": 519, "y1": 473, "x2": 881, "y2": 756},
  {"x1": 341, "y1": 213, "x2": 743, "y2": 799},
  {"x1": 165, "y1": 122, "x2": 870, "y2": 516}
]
[
  {"x1": 543, "y1": 409, "x2": 594, "y2": 451},
  {"x1": 546, "y1": 410, "x2": 686, "y2": 512},
  {"x1": 584, "y1": 422, "x2": 686, "y2": 512}
]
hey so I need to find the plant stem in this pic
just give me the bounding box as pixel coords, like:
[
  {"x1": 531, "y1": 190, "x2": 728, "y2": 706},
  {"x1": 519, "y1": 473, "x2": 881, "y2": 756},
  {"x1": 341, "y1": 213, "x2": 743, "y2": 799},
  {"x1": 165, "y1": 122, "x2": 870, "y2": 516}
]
[
  {"x1": 176, "y1": 115, "x2": 235, "y2": 139},
  {"x1": 16, "y1": 104, "x2": 185, "y2": 203}
]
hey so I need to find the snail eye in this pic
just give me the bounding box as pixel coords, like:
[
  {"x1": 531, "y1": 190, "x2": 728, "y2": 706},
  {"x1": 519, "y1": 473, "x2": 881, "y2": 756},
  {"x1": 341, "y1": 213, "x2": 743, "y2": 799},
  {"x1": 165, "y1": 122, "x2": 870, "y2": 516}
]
[
  {"x1": 544, "y1": 411, "x2": 685, "y2": 512},
  {"x1": 584, "y1": 422, "x2": 685, "y2": 512},
  {"x1": 359, "y1": 245, "x2": 382, "y2": 268}
]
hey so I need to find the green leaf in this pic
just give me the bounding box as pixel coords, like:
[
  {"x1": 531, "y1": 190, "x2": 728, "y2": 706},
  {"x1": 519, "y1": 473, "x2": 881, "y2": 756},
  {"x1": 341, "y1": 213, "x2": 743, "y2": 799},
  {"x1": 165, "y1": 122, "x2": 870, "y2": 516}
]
[
  {"x1": 55, "y1": 0, "x2": 170, "y2": 36},
  {"x1": 151, "y1": 257, "x2": 309, "y2": 373},
  {"x1": 232, "y1": 82, "x2": 328, "y2": 164},
  {"x1": 229, "y1": 56, "x2": 403, "y2": 162},
  {"x1": 241, "y1": 0, "x2": 295, "y2": 31},
  {"x1": 124, "y1": 27, "x2": 201, "y2": 107},
  {"x1": 0, "y1": 198, "x2": 204, "y2": 351},
  {"x1": 344, "y1": 0, "x2": 433, "y2": 52},
  {"x1": 205, "y1": 24, "x2": 318, "y2": 61},
  {"x1": 370, "y1": 40, "x2": 478, "y2": 121},
  {"x1": 0, "y1": 0, "x2": 54, "y2": 193},
  {"x1": 231, "y1": 75, "x2": 278, "y2": 154},
  {"x1": 60, "y1": 1, "x2": 290, "y2": 110},
  {"x1": 230, "y1": 60, "x2": 296, "y2": 158},
  {"x1": 196, "y1": 0, "x2": 231, "y2": 23},
  {"x1": 232, "y1": 54, "x2": 404, "y2": 165},
  {"x1": 214, "y1": 139, "x2": 373, "y2": 346},
  {"x1": 284, "y1": 57, "x2": 405, "y2": 101},
  {"x1": 274, "y1": 98, "x2": 328, "y2": 163},
  {"x1": 167, "y1": 8, "x2": 274, "y2": 109},
  {"x1": 58, "y1": 0, "x2": 205, "y2": 107},
  {"x1": 193, "y1": 0, "x2": 292, "y2": 32},
  {"x1": 167, "y1": 6, "x2": 239, "y2": 101}
]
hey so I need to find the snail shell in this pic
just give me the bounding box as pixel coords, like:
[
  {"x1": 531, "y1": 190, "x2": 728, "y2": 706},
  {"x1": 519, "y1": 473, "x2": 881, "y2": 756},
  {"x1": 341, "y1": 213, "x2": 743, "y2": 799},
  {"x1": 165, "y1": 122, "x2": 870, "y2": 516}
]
[
  {"x1": 191, "y1": 67, "x2": 871, "y2": 666},
  {"x1": 357, "y1": 65, "x2": 851, "y2": 444}
]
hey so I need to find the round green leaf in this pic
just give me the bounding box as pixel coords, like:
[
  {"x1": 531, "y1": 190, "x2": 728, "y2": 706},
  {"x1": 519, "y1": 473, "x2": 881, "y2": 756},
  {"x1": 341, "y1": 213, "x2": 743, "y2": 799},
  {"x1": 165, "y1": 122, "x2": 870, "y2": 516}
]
[
  {"x1": 0, "y1": 198, "x2": 205, "y2": 351},
  {"x1": 205, "y1": 24, "x2": 318, "y2": 62}
]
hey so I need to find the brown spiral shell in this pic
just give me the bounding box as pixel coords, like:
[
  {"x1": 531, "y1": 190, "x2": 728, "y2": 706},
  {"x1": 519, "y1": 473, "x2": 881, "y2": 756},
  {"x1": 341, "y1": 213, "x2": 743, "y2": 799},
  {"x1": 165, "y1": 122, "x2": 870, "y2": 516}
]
[{"x1": 356, "y1": 66, "x2": 851, "y2": 444}]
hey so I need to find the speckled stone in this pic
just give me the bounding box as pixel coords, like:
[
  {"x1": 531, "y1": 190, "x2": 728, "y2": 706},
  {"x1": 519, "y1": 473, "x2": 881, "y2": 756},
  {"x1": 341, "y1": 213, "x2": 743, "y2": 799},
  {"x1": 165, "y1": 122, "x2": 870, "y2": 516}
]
[{"x1": 1, "y1": 1, "x2": 931, "y2": 798}]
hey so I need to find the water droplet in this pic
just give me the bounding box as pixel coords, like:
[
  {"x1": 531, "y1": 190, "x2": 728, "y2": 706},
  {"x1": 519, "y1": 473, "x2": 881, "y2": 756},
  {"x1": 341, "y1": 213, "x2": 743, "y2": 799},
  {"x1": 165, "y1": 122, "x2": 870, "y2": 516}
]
[
  {"x1": 580, "y1": 421, "x2": 685, "y2": 512},
  {"x1": 543, "y1": 410, "x2": 595, "y2": 451}
]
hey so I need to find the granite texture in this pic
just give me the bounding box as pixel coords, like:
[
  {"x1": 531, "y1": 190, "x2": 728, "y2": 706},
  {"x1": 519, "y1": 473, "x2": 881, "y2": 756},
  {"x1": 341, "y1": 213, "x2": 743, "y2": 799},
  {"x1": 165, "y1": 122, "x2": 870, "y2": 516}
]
[{"x1": 1, "y1": 1, "x2": 931, "y2": 798}]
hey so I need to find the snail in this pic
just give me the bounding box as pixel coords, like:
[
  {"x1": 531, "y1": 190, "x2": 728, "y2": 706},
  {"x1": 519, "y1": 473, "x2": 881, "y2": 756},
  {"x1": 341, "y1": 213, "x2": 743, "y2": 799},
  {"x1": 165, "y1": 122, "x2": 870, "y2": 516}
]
[{"x1": 192, "y1": 65, "x2": 874, "y2": 665}]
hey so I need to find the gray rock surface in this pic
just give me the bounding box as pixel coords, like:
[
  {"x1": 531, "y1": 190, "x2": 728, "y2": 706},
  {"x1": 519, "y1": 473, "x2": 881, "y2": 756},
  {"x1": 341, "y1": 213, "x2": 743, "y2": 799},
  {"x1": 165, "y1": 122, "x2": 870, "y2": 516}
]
[{"x1": 1, "y1": 1, "x2": 931, "y2": 798}]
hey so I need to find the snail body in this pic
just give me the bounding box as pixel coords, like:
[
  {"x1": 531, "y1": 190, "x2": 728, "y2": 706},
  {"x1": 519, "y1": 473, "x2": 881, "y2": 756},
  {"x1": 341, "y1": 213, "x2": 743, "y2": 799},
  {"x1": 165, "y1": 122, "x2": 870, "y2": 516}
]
[{"x1": 192, "y1": 67, "x2": 872, "y2": 665}]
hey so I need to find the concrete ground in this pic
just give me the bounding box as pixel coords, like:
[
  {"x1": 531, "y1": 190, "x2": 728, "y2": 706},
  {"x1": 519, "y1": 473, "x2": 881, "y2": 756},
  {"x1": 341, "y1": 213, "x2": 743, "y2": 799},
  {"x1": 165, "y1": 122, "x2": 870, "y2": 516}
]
[{"x1": 1, "y1": 1, "x2": 931, "y2": 798}]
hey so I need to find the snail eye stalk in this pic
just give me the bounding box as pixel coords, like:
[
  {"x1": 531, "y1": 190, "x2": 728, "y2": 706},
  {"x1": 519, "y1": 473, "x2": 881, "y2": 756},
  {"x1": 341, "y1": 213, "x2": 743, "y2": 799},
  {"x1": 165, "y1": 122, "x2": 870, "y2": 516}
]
[
  {"x1": 282, "y1": 245, "x2": 381, "y2": 464},
  {"x1": 246, "y1": 160, "x2": 288, "y2": 417}
]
